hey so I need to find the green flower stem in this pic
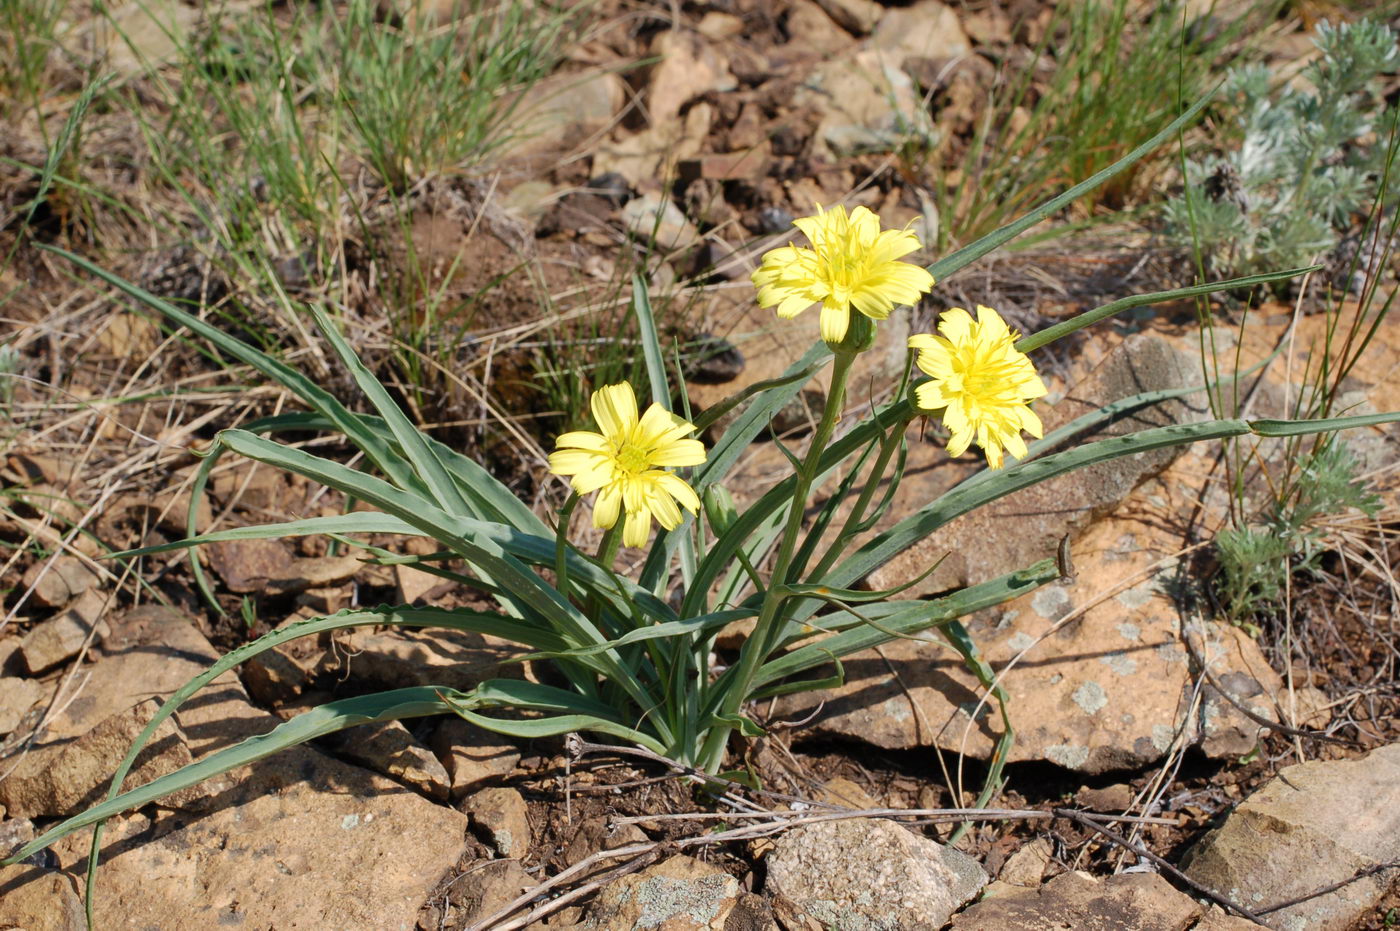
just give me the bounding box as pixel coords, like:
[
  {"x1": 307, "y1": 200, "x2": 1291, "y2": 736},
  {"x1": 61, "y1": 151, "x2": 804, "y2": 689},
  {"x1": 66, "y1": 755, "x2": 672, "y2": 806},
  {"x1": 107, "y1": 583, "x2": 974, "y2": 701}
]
[
  {"x1": 805, "y1": 411, "x2": 913, "y2": 584},
  {"x1": 696, "y1": 350, "x2": 857, "y2": 772}
]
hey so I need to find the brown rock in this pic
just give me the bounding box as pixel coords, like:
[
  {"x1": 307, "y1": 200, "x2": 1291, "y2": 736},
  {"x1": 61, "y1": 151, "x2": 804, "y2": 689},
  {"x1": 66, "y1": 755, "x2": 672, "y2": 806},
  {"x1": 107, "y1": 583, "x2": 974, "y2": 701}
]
[
  {"x1": 814, "y1": 776, "x2": 878, "y2": 809},
  {"x1": 0, "y1": 698, "x2": 203, "y2": 820},
  {"x1": 0, "y1": 866, "x2": 86, "y2": 930},
  {"x1": 811, "y1": 0, "x2": 882, "y2": 34},
  {"x1": 206, "y1": 538, "x2": 361, "y2": 595},
  {"x1": 794, "y1": 49, "x2": 922, "y2": 158},
  {"x1": 563, "y1": 817, "x2": 649, "y2": 881},
  {"x1": 0, "y1": 677, "x2": 44, "y2": 735},
  {"x1": 20, "y1": 556, "x2": 99, "y2": 609},
  {"x1": 870, "y1": 0, "x2": 971, "y2": 63},
  {"x1": 678, "y1": 150, "x2": 771, "y2": 183},
  {"x1": 767, "y1": 819, "x2": 986, "y2": 929},
  {"x1": 648, "y1": 30, "x2": 736, "y2": 126},
  {"x1": 950, "y1": 870, "x2": 1255, "y2": 929},
  {"x1": 17, "y1": 588, "x2": 110, "y2": 675},
  {"x1": 431, "y1": 717, "x2": 521, "y2": 799},
  {"x1": 325, "y1": 627, "x2": 522, "y2": 693},
  {"x1": 783, "y1": 0, "x2": 853, "y2": 56},
  {"x1": 1182, "y1": 742, "x2": 1400, "y2": 931},
  {"x1": 443, "y1": 858, "x2": 534, "y2": 926},
  {"x1": 323, "y1": 719, "x2": 451, "y2": 801},
  {"x1": 995, "y1": 837, "x2": 1053, "y2": 889},
  {"x1": 465, "y1": 786, "x2": 530, "y2": 859},
  {"x1": 584, "y1": 854, "x2": 739, "y2": 929}
]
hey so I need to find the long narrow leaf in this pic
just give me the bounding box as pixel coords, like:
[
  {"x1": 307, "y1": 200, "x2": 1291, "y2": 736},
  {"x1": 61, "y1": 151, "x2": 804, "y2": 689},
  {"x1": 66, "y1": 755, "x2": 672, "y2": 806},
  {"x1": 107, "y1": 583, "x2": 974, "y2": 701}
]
[{"x1": 4, "y1": 687, "x2": 461, "y2": 866}]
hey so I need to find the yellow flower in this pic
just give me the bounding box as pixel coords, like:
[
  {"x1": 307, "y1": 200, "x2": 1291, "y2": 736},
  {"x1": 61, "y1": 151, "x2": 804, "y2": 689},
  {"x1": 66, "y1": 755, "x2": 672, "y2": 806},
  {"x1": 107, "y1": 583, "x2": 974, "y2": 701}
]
[
  {"x1": 909, "y1": 305, "x2": 1048, "y2": 469},
  {"x1": 752, "y1": 204, "x2": 935, "y2": 346},
  {"x1": 548, "y1": 383, "x2": 706, "y2": 547}
]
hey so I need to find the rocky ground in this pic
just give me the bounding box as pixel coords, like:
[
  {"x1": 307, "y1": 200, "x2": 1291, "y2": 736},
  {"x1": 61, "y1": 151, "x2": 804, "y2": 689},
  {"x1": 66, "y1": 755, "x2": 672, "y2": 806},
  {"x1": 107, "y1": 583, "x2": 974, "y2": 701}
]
[{"x1": 3, "y1": 0, "x2": 1400, "y2": 927}]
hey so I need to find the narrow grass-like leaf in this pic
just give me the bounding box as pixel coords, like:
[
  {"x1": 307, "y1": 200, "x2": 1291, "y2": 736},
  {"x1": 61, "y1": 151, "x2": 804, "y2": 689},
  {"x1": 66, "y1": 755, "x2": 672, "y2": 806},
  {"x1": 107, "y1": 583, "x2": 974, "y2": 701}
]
[
  {"x1": 1015, "y1": 265, "x2": 1321, "y2": 354},
  {"x1": 926, "y1": 90, "x2": 1215, "y2": 283},
  {"x1": 5, "y1": 687, "x2": 461, "y2": 867},
  {"x1": 39, "y1": 245, "x2": 421, "y2": 494}
]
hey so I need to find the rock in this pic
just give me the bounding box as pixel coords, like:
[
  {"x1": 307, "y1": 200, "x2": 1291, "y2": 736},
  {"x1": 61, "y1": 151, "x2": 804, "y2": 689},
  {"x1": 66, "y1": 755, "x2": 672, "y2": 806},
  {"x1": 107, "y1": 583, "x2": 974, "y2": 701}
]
[
  {"x1": 1182, "y1": 742, "x2": 1400, "y2": 931},
  {"x1": 811, "y1": 0, "x2": 883, "y2": 35},
  {"x1": 207, "y1": 460, "x2": 286, "y2": 512},
  {"x1": 1075, "y1": 783, "x2": 1136, "y2": 813},
  {"x1": 20, "y1": 556, "x2": 99, "y2": 609},
  {"x1": 431, "y1": 717, "x2": 521, "y2": 799},
  {"x1": 696, "y1": 11, "x2": 744, "y2": 39},
  {"x1": 442, "y1": 858, "x2": 534, "y2": 927},
  {"x1": 994, "y1": 837, "x2": 1053, "y2": 889},
  {"x1": 17, "y1": 588, "x2": 109, "y2": 675},
  {"x1": 765, "y1": 819, "x2": 986, "y2": 929},
  {"x1": 950, "y1": 870, "x2": 1260, "y2": 930},
  {"x1": 794, "y1": 49, "x2": 923, "y2": 158},
  {"x1": 242, "y1": 611, "x2": 324, "y2": 705},
  {"x1": 621, "y1": 193, "x2": 702, "y2": 252},
  {"x1": 498, "y1": 67, "x2": 627, "y2": 164},
  {"x1": 678, "y1": 150, "x2": 771, "y2": 184},
  {"x1": 0, "y1": 865, "x2": 86, "y2": 930},
  {"x1": 206, "y1": 538, "x2": 361, "y2": 595},
  {"x1": 0, "y1": 698, "x2": 201, "y2": 820},
  {"x1": 593, "y1": 103, "x2": 713, "y2": 187},
  {"x1": 648, "y1": 30, "x2": 736, "y2": 127},
  {"x1": 76, "y1": 0, "x2": 199, "y2": 75},
  {"x1": 322, "y1": 719, "x2": 452, "y2": 801},
  {"x1": 3, "y1": 607, "x2": 470, "y2": 928},
  {"x1": 870, "y1": 0, "x2": 971, "y2": 64},
  {"x1": 0, "y1": 816, "x2": 35, "y2": 856},
  {"x1": 775, "y1": 466, "x2": 1309, "y2": 773},
  {"x1": 584, "y1": 854, "x2": 740, "y2": 929},
  {"x1": 783, "y1": 0, "x2": 853, "y2": 56},
  {"x1": 395, "y1": 562, "x2": 445, "y2": 604},
  {"x1": 869, "y1": 333, "x2": 1210, "y2": 596},
  {"x1": 465, "y1": 786, "x2": 530, "y2": 859},
  {"x1": 325, "y1": 627, "x2": 522, "y2": 693},
  {"x1": 563, "y1": 817, "x2": 649, "y2": 880},
  {"x1": 0, "y1": 677, "x2": 44, "y2": 735}
]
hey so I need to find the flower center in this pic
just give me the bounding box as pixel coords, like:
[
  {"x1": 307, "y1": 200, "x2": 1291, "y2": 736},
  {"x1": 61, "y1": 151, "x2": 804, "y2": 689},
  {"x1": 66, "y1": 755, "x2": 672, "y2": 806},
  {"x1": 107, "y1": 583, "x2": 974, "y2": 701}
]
[{"x1": 615, "y1": 441, "x2": 651, "y2": 474}]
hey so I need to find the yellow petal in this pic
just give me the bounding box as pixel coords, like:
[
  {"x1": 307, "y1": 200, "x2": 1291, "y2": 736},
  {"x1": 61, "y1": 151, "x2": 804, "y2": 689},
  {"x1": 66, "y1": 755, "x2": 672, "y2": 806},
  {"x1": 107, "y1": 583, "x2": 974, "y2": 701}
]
[
  {"x1": 553, "y1": 430, "x2": 609, "y2": 452},
  {"x1": 593, "y1": 486, "x2": 622, "y2": 529},
  {"x1": 650, "y1": 438, "x2": 706, "y2": 468},
  {"x1": 622, "y1": 508, "x2": 651, "y2": 547},
  {"x1": 653, "y1": 471, "x2": 701, "y2": 513},
  {"x1": 820, "y1": 303, "x2": 850, "y2": 343},
  {"x1": 592, "y1": 383, "x2": 638, "y2": 438}
]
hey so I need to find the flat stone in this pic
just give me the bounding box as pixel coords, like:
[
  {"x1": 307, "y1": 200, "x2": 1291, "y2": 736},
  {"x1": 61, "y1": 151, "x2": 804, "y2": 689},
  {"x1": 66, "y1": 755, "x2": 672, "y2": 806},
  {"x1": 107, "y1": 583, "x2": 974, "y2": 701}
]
[
  {"x1": 995, "y1": 837, "x2": 1054, "y2": 889},
  {"x1": 794, "y1": 48, "x2": 923, "y2": 158},
  {"x1": 441, "y1": 858, "x2": 534, "y2": 927},
  {"x1": 766, "y1": 819, "x2": 986, "y2": 929},
  {"x1": 20, "y1": 556, "x2": 99, "y2": 609},
  {"x1": 870, "y1": 0, "x2": 971, "y2": 63},
  {"x1": 0, "y1": 698, "x2": 202, "y2": 820},
  {"x1": 811, "y1": 0, "x2": 883, "y2": 34},
  {"x1": 324, "y1": 627, "x2": 522, "y2": 693},
  {"x1": 0, "y1": 676, "x2": 44, "y2": 736},
  {"x1": 776, "y1": 469, "x2": 1309, "y2": 772},
  {"x1": 507, "y1": 68, "x2": 627, "y2": 164},
  {"x1": 869, "y1": 333, "x2": 1209, "y2": 596},
  {"x1": 206, "y1": 538, "x2": 361, "y2": 595},
  {"x1": 621, "y1": 193, "x2": 701, "y2": 252},
  {"x1": 950, "y1": 870, "x2": 1259, "y2": 930},
  {"x1": 678, "y1": 151, "x2": 771, "y2": 183},
  {"x1": 1, "y1": 608, "x2": 470, "y2": 928},
  {"x1": 322, "y1": 719, "x2": 451, "y2": 802},
  {"x1": 465, "y1": 786, "x2": 530, "y2": 859},
  {"x1": 431, "y1": 717, "x2": 521, "y2": 800},
  {"x1": 17, "y1": 588, "x2": 110, "y2": 675},
  {"x1": 0, "y1": 865, "x2": 86, "y2": 930},
  {"x1": 584, "y1": 854, "x2": 740, "y2": 929},
  {"x1": 1182, "y1": 742, "x2": 1400, "y2": 931},
  {"x1": 648, "y1": 29, "x2": 736, "y2": 126}
]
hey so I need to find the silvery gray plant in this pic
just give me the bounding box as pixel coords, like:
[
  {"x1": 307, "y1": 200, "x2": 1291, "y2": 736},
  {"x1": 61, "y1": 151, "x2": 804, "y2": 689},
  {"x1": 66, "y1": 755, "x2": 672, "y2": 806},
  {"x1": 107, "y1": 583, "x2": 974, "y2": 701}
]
[{"x1": 1162, "y1": 19, "x2": 1400, "y2": 289}]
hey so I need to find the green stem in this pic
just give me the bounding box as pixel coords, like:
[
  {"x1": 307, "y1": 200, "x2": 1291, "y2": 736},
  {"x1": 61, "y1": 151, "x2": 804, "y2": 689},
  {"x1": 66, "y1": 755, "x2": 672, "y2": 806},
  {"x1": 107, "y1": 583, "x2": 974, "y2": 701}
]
[
  {"x1": 806, "y1": 412, "x2": 913, "y2": 584},
  {"x1": 696, "y1": 351, "x2": 857, "y2": 772}
]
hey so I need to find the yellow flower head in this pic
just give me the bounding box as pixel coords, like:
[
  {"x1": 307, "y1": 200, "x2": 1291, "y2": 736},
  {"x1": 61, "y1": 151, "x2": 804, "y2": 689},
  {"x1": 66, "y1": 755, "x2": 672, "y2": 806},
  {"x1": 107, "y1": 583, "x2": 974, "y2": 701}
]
[
  {"x1": 548, "y1": 383, "x2": 706, "y2": 547},
  {"x1": 752, "y1": 204, "x2": 935, "y2": 346},
  {"x1": 909, "y1": 305, "x2": 1048, "y2": 469}
]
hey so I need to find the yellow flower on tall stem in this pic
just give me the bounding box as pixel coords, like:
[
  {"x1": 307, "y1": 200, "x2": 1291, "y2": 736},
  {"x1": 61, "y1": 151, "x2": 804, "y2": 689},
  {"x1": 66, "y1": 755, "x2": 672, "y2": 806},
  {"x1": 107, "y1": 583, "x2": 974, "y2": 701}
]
[
  {"x1": 752, "y1": 204, "x2": 935, "y2": 347},
  {"x1": 909, "y1": 305, "x2": 1048, "y2": 469},
  {"x1": 548, "y1": 383, "x2": 706, "y2": 547}
]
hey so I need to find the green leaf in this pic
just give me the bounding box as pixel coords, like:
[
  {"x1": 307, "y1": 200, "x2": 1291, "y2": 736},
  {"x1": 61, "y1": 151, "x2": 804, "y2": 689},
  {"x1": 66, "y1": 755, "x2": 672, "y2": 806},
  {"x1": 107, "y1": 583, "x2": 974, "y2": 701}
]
[{"x1": 3, "y1": 687, "x2": 461, "y2": 867}]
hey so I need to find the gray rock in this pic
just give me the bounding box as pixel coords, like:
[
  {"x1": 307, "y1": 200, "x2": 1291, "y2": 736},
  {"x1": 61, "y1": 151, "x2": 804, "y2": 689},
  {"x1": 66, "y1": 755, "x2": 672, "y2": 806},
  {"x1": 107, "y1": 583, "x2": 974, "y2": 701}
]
[
  {"x1": 0, "y1": 676, "x2": 44, "y2": 736},
  {"x1": 584, "y1": 854, "x2": 740, "y2": 929},
  {"x1": 765, "y1": 819, "x2": 986, "y2": 929},
  {"x1": 323, "y1": 627, "x2": 522, "y2": 693},
  {"x1": 1182, "y1": 742, "x2": 1400, "y2": 931}
]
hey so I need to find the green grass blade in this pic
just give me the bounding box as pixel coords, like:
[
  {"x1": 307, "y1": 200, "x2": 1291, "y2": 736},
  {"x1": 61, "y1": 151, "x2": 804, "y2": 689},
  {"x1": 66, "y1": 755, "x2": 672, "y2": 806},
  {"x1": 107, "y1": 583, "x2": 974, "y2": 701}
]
[
  {"x1": 3, "y1": 687, "x2": 460, "y2": 867},
  {"x1": 306, "y1": 304, "x2": 471, "y2": 517},
  {"x1": 38, "y1": 244, "x2": 422, "y2": 494},
  {"x1": 632, "y1": 274, "x2": 670, "y2": 409},
  {"x1": 1015, "y1": 265, "x2": 1321, "y2": 354},
  {"x1": 926, "y1": 90, "x2": 1215, "y2": 283}
]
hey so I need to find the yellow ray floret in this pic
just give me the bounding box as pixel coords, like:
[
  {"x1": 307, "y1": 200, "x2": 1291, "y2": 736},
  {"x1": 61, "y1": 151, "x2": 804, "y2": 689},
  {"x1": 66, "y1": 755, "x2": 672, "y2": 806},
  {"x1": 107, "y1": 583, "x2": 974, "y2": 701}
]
[
  {"x1": 909, "y1": 305, "x2": 1048, "y2": 469},
  {"x1": 752, "y1": 204, "x2": 935, "y2": 345},
  {"x1": 548, "y1": 383, "x2": 706, "y2": 547}
]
